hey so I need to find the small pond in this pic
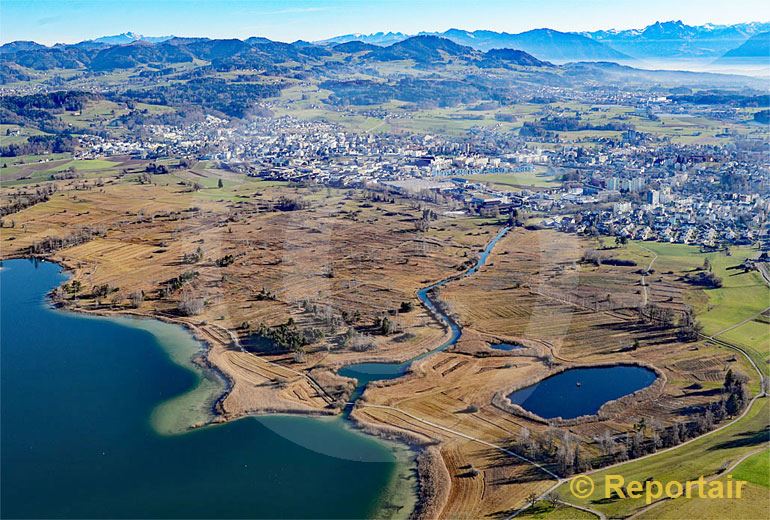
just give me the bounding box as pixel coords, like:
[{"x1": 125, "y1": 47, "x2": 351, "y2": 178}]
[
  {"x1": 490, "y1": 342, "x2": 524, "y2": 351},
  {"x1": 507, "y1": 365, "x2": 657, "y2": 420}
]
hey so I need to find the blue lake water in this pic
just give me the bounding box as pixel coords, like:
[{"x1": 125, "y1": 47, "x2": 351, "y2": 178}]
[
  {"x1": 507, "y1": 365, "x2": 657, "y2": 420},
  {"x1": 490, "y1": 343, "x2": 524, "y2": 351},
  {"x1": 0, "y1": 259, "x2": 414, "y2": 519}
]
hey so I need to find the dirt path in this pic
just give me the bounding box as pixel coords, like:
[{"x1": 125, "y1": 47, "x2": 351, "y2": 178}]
[
  {"x1": 356, "y1": 402, "x2": 561, "y2": 480},
  {"x1": 637, "y1": 244, "x2": 658, "y2": 307},
  {"x1": 207, "y1": 322, "x2": 337, "y2": 404}
]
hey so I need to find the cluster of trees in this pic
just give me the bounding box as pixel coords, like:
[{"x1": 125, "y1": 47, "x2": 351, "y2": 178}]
[
  {"x1": 215, "y1": 254, "x2": 235, "y2": 267},
  {"x1": 254, "y1": 287, "x2": 277, "y2": 301},
  {"x1": 684, "y1": 270, "x2": 723, "y2": 288},
  {"x1": 159, "y1": 270, "x2": 199, "y2": 298},
  {"x1": 670, "y1": 91, "x2": 770, "y2": 108},
  {"x1": 1, "y1": 91, "x2": 97, "y2": 122},
  {"x1": 754, "y1": 110, "x2": 770, "y2": 124},
  {"x1": 181, "y1": 247, "x2": 204, "y2": 264},
  {"x1": 677, "y1": 307, "x2": 703, "y2": 341},
  {"x1": 399, "y1": 301, "x2": 414, "y2": 313},
  {"x1": 638, "y1": 302, "x2": 676, "y2": 327},
  {"x1": 0, "y1": 185, "x2": 55, "y2": 217},
  {"x1": 61, "y1": 280, "x2": 83, "y2": 294},
  {"x1": 322, "y1": 77, "x2": 505, "y2": 108},
  {"x1": 91, "y1": 283, "x2": 115, "y2": 299},
  {"x1": 373, "y1": 315, "x2": 396, "y2": 335},
  {"x1": 128, "y1": 290, "x2": 144, "y2": 308},
  {"x1": 722, "y1": 369, "x2": 750, "y2": 417},
  {"x1": 342, "y1": 328, "x2": 376, "y2": 352},
  {"x1": 638, "y1": 302, "x2": 703, "y2": 341},
  {"x1": 339, "y1": 308, "x2": 362, "y2": 325},
  {"x1": 520, "y1": 117, "x2": 630, "y2": 137},
  {"x1": 537, "y1": 116, "x2": 632, "y2": 132},
  {"x1": 26, "y1": 226, "x2": 106, "y2": 255},
  {"x1": 248, "y1": 318, "x2": 322, "y2": 353},
  {"x1": 123, "y1": 78, "x2": 285, "y2": 118},
  {"x1": 515, "y1": 428, "x2": 589, "y2": 476},
  {"x1": 274, "y1": 196, "x2": 310, "y2": 211},
  {"x1": 145, "y1": 163, "x2": 169, "y2": 174},
  {"x1": 0, "y1": 134, "x2": 75, "y2": 157},
  {"x1": 415, "y1": 207, "x2": 438, "y2": 232},
  {"x1": 580, "y1": 249, "x2": 636, "y2": 267}
]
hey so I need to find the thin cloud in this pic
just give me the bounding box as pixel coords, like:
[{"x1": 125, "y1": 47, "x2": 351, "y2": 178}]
[
  {"x1": 261, "y1": 7, "x2": 329, "y2": 16},
  {"x1": 36, "y1": 15, "x2": 61, "y2": 26}
]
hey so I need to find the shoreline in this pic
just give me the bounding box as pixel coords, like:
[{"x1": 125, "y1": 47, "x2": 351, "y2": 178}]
[
  {"x1": 6, "y1": 256, "x2": 429, "y2": 520},
  {"x1": 1, "y1": 227, "x2": 512, "y2": 520}
]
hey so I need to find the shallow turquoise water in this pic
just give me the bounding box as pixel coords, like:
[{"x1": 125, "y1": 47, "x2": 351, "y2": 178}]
[{"x1": 1, "y1": 259, "x2": 412, "y2": 519}]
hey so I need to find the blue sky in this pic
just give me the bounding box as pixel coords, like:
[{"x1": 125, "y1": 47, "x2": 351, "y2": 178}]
[{"x1": 2, "y1": 0, "x2": 769, "y2": 44}]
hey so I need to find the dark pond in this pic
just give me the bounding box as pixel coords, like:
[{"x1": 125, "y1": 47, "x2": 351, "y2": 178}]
[
  {"x1": 507, "y1": 365, "x2": 657, "y2": 419},
  {"x1": 490, "y1": 342, "x2": 524, "y2": 351}
]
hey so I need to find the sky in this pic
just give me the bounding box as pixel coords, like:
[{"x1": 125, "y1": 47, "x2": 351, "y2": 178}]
[{"x1": 2, "y1": 0, "x2": 770, "y2": 45}]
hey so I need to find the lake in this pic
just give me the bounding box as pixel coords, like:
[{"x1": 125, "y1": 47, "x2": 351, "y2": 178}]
[
  {"x1": 507, "y1": 365, "x2": 658, "y2": 420},
  {"x1": 0, "y1": 259, "x2": 415, "y2": 519}
]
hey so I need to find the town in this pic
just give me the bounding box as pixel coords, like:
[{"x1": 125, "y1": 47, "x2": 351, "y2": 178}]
[{"x1": 64, "y1": 95, "x2": 769, "y2": 250}]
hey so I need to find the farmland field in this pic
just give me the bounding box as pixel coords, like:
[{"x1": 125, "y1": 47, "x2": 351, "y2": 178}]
[{"x1": 621, "y1": 241, "x2": 770, "y2": 373}]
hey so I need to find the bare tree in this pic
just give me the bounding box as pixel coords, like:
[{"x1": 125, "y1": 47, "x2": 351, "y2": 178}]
[
  {"x1": 128, "y1": 291, "x2": 144, "y2": 308},
  {"x1": 178, "y1": 290, "x2": 205, "y2": 316}
]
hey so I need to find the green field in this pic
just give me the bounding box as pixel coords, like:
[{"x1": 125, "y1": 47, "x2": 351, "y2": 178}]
[
  {"x1": 732, "y1": 447, "x2": 770, "y2": 488},
  {"x1": 623, "y1": 241, "x2": 769, "y2": 372},
  {"x1": 45, "y1": 159, "x2": 121, "y2": 173},
  {"x1": 636, "y1": 479, "x2": 769, "y2": 519},
  {"x1": 635, "y1": 448, "x2": 769, "y2": 520},
  {"x1": 555, "y1": 398, "x2": 770, "y2": 518},
  {"x1": 521, "y1": 501, "x2": 597, "y2": 519}
]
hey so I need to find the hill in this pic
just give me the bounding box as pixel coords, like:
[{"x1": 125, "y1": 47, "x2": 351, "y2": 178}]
[
  {"x1": 363, "y1": 35, "x2": 475, "y2": 63},
  {"x1": 720, "y1": 31, "x2": 770, "y2": 60},
  {"x1": 332, "y1": 41, "x2": 380, "y2": 54}
]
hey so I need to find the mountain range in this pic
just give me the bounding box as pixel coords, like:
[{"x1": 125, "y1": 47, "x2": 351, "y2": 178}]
[
  {"x1": 1, "y1": 31, "x2": 765, "y2": 118},
  {"x1": 320, "y1": 28, "x2": 630, "y2": 62},
  {"x1": 584, "y1": 20, "x2": 770, "y2": 59},
  {"x1": 91, "y1": 32, "x2": 175, "y2": 45},
  {"x1": 1, "y1": 21, "x2": 767, "y2": 82},
  {"x1": 0, "y1": 34, "x2": 553, "y2": 74},
  {"x1": 320, "y1": 21, "x2": 770, "y2": 63}
]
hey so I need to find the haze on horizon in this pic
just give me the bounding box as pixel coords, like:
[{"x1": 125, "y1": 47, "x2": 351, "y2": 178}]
[{"x1": 2, "y1": 0, "x2": 770, "y2": 45}]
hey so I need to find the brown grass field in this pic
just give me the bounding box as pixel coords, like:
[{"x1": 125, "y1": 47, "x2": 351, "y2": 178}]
[{"x1": 1, "y1": 165, "x2": 766, "y2": 519}]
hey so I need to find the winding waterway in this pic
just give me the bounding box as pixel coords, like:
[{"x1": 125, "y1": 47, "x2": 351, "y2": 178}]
[
  {"x1": 0, "y1": 259, "x2": 415, "y2": 519},
  {"x1": 339, "y1": 226, "x2": 510, "y2": 398}
]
